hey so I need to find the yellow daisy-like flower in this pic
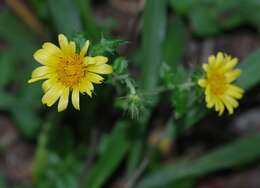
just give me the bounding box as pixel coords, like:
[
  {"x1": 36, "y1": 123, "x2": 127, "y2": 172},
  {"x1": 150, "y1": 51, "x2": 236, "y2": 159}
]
[
  {"x1": 198, "y1": 52, "x2": 244, "y2": 115},
  {"x1": 28, "y1": 34, "x2": 113, "y2": 112}
]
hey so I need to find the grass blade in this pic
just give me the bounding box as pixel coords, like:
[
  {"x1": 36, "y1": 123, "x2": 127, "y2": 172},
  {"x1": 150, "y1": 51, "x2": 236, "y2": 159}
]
[
  {"x1": 48, "y1": 0, "x2": 82, "y2": 36},
  {"x1": 141, "y1": 0, "x2": 167, "y2": 92},
  {"x1": 85, "y1": 121, "x2": 130, "y2": 188},
  {"x1": 237, "y1": 48, "x2": 260, "y2": 90},
  {"x1": 137, "y1": 133, "x2": 260, "y2": 188}
]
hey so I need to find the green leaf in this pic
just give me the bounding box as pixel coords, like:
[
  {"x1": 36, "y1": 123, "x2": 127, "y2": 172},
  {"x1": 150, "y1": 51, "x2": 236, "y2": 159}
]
[
  {"x1": 85, "y1": 121, "x2": 130, "y2": 188},
  {"x1": 29, "y1": 0, "x2": 48, "y2": 20},
  {"x1": 169, "y1": 0, "x2": 195, "y2": 15},
  {"x1": 162, "y1": 17, "x2": 187, "y2": 71},
  {"x1": 0, "y1": 92, "x2": 16, "y2": 111},
  {"x1": 75, "y1": 0, "x2": 103, "y2": 41},
  {"x1": 0, "y1": 52, "x2": 15, "y2": 89},
  {"x1": 0, "y1": 177, "x2": 6, "y2": 188},
  {"x1": 237, "y1": 48, "x2": 260, "y2": 90},
  {"x1": 0, "y1": 10, "x2": 37, "y2": 61},
  {"x1": 33, "y1": 119, "x2": 52, "y2": 179},
  {"x1": 137, "y1": 133, "x2": 260, "y2": 188},
  {"x1": 141, "y1": 0, "x2": 167, "y2": 92},
  {"x1": 11, "y1": 107, "x2": 41, "y2": 139},
  {"x1": 47, "y1": 0, "x2": 82, "y2": 36},
  {"x1": 190, "y1": 6, "x2": 221, "y2": 36},
  {"x1": 0, "y1": 9, "x2": 43, "y2": 138},
  {"x1": 89, "y1": 37, "x2": 127, "y2": 57},
  {"x1": 113, "y1": 57, "x2": 128, "y2": 75},
  {"x1": 169, "y1": 0, "x2": 260, "y2": 36}
]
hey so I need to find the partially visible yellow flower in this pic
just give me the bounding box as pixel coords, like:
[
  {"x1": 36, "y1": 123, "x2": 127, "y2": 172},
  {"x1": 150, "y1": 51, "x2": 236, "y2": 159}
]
[
  {"x1": 28, "y1": 34, "x2": 113, "y2": 112},
  {"x1": 198, "y1": 52, "x2": 244, "y2": 115}
]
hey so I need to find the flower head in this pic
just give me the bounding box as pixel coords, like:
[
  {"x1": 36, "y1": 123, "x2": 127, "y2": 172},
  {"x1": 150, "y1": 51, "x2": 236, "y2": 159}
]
[
  {"x1": 198, "y1": 52, "x2": 244, "y2": 115},
  {"x1": 28, "y1": 34, "x2": 112, "y2": 112}
]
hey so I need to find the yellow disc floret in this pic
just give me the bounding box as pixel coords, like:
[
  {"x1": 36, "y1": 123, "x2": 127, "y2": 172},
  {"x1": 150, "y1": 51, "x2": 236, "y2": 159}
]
[
  {"x1": 28, "y1": 34, "x2": 113, "y2": 112},
  {"x1": 198, "y1": 52, "x2": 244, "y2": 115}
]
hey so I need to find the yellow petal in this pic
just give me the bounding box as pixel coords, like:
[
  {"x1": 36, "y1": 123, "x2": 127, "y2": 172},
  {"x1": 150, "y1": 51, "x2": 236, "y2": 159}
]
[
  {"x1": 226, "y1": 69, "x2": 241, "y2": 82},
  {"x1": 198, "y1": 79, "x2": 207, "y2": 87},
  {"x1": 31, "y1": 66, "x2": 52, "y2": 78},
  {"x1": 58, "y1": 34, "x2": 73, "y2": 54},
  {"x1": 87, "y1": 64, "x2": 113, "y2": 74},
  {"x1": 216, "y1": 52, "x2": 224, "y2": 65},
  {"x1": 214, "y1": 98, "x2": 222, "y2": 112},
  {"x1": 79, "y1": 80, "x2": 94, "y2": 97},
  {"x1": 58, "y1": 87, "x2": 70, "y2": 112},
  {"x1": 58, "y1": 34, "x2": 68, "y2": 49},
  {"x1": 42, "y1": 79, "x2": 55, "y2": 93},
  {"x1": 222, "y1": 97, "x2": 235, "y2": 114},
  {"x1": 228, "y1": 85, "x2": 244, "y2": 94},
  {"x1": 221, "y1": 58, "x2": 238, "y2": 72},
  {"x1": 42, "y1": 84, "x2": 64, "y2": 107},
  {"x1": 85, "y1": 56, "x2": 108, "y2": 65},
  {"x1": 223, "y1": 95, "x2": 238, "y2": 108},
  {"x1": 28, "y1": 75, "x2": 50, "y2": 83},
  {"x1": 69, "y1": 41, "x2": 76, "y2": 54},
  {"x1": 80, "y1": 40, "x2": 90, "y2": 57},
  {"x1": 85, "y1": 72, "x2": 104, "y2": 84},
  {"x1": 218, "y1": 101, "x2": 225, "y2": 116},
  {"x1": 72, "y1": 88, "x2": 80, "y2": 110},
  {"x1": 206, "y1": 94, "x2": 214, "y2": 108},
  {"x1": 42, "y1": 42, "x2": 61, "y2": 52},
  {"x1": 202, "y1": 64, "x2": 208, "y2": 71},
  {"x1": 33, "y1": 49, "x2": 60, "y2": 66},
  {"x1": 208, "y1": 55, "x2": 216, "y2": 64},
  {"x1": 227, "y1": 85, "x2": 243, "y2": 99}
]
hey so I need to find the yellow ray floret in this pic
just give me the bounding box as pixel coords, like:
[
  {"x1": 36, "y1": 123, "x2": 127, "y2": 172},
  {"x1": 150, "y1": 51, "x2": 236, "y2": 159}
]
[
  {"x1": 198, "y1": 52, "x2": 244, "y2": 115},
  {"x1": 28, "y1": 34, "x2": 113, "y2": 112}
]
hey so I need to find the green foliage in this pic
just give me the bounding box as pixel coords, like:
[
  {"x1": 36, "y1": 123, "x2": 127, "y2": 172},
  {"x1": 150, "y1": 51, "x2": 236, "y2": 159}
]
[
  {"x1": 141, "y1": 0, "x2": 167, "y2": 92},
  {"x1": 1, "y1": 0, "x2": 260, "y2": 187},
  {"x1": 162, "y1": 17, "x2": 187, "y2": 71},
  {"x1": 90, "y1": 37, "x2": 127, "y2": 57},
  {"x1": 137, "y1": 133, "x2": 260, "y2": 188},
  {"x1": 75, "y1": 0, "x2": 104, "y2": 41},
  {"x1": 85, "y1": 121, "x2": 130, "y2": 188},
  {"x1": 170, "y1": 0, "x2": 260, "y2": 36},
  {"x1": 0, "y1": 52, "x2": 14, "y2": 89},
  {"x1": 237, "y1": 48, "x2": 260, "y2": 90},
  {"x1": 47, "y1": 0, "x2": 82, "y2": 36}
]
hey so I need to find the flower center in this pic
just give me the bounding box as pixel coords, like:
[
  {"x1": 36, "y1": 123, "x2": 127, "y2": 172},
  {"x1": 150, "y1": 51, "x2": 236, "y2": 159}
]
[
  {"x1": 208, "y1": 73, "x2": 227, "y2": 96},
  {"x1": 56, "y1": 54, "x2": 86, "y2": 87}
]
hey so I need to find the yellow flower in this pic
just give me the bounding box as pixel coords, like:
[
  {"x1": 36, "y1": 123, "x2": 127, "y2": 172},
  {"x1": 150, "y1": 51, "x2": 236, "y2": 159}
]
[
  {"x1": 198, "y1": 52, "x2": 244, "y2": 115},
  {"x1": 28, "y1": 34, "x2": 113, "y2": 112}
]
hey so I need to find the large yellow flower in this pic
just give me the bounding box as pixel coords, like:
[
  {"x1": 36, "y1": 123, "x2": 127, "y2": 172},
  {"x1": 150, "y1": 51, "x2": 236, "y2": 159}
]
[
  {"x1": 28, "y1": 34, "x2": 112, "y2": 112},
  {"x1": 198, "y1": 52, "x2": 244, "y2": 115}
]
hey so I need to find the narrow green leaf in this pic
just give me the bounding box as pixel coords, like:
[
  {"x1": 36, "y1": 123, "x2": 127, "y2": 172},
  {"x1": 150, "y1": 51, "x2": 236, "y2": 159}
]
[
  {"x1": 0, "y1": 52, "x2": 15, "y2": 89},
  {"x1": 0, "y1": 10, "x2": 37, "y2": 61},
  {"x1": 85, "y1": 121, "x2": 130, "y2": 188},
  {"x1": 75, "y1": 0, "x2": 103, "y2": 40},
  {"x1": 11, "y1": 107, "x2": 41, "y2": 138},
  {"x1": 0, "y1": 92, "x2": 16, "y2": 111},
  {"x1": 141, "y1": 0, "x2": 167, "y2": 92},
  {"x1": 162, "y1": 17, "x2": 187, "y2": 71},
  {"x1": 137, "y1": 134, "x2": 260, "y2": 188},
  {"x1": 237, "y1": 48, "x2": 260, "y2": 90},
  {"x1": 47, "y1": 0, "x2": 82, "y2": 36}
]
